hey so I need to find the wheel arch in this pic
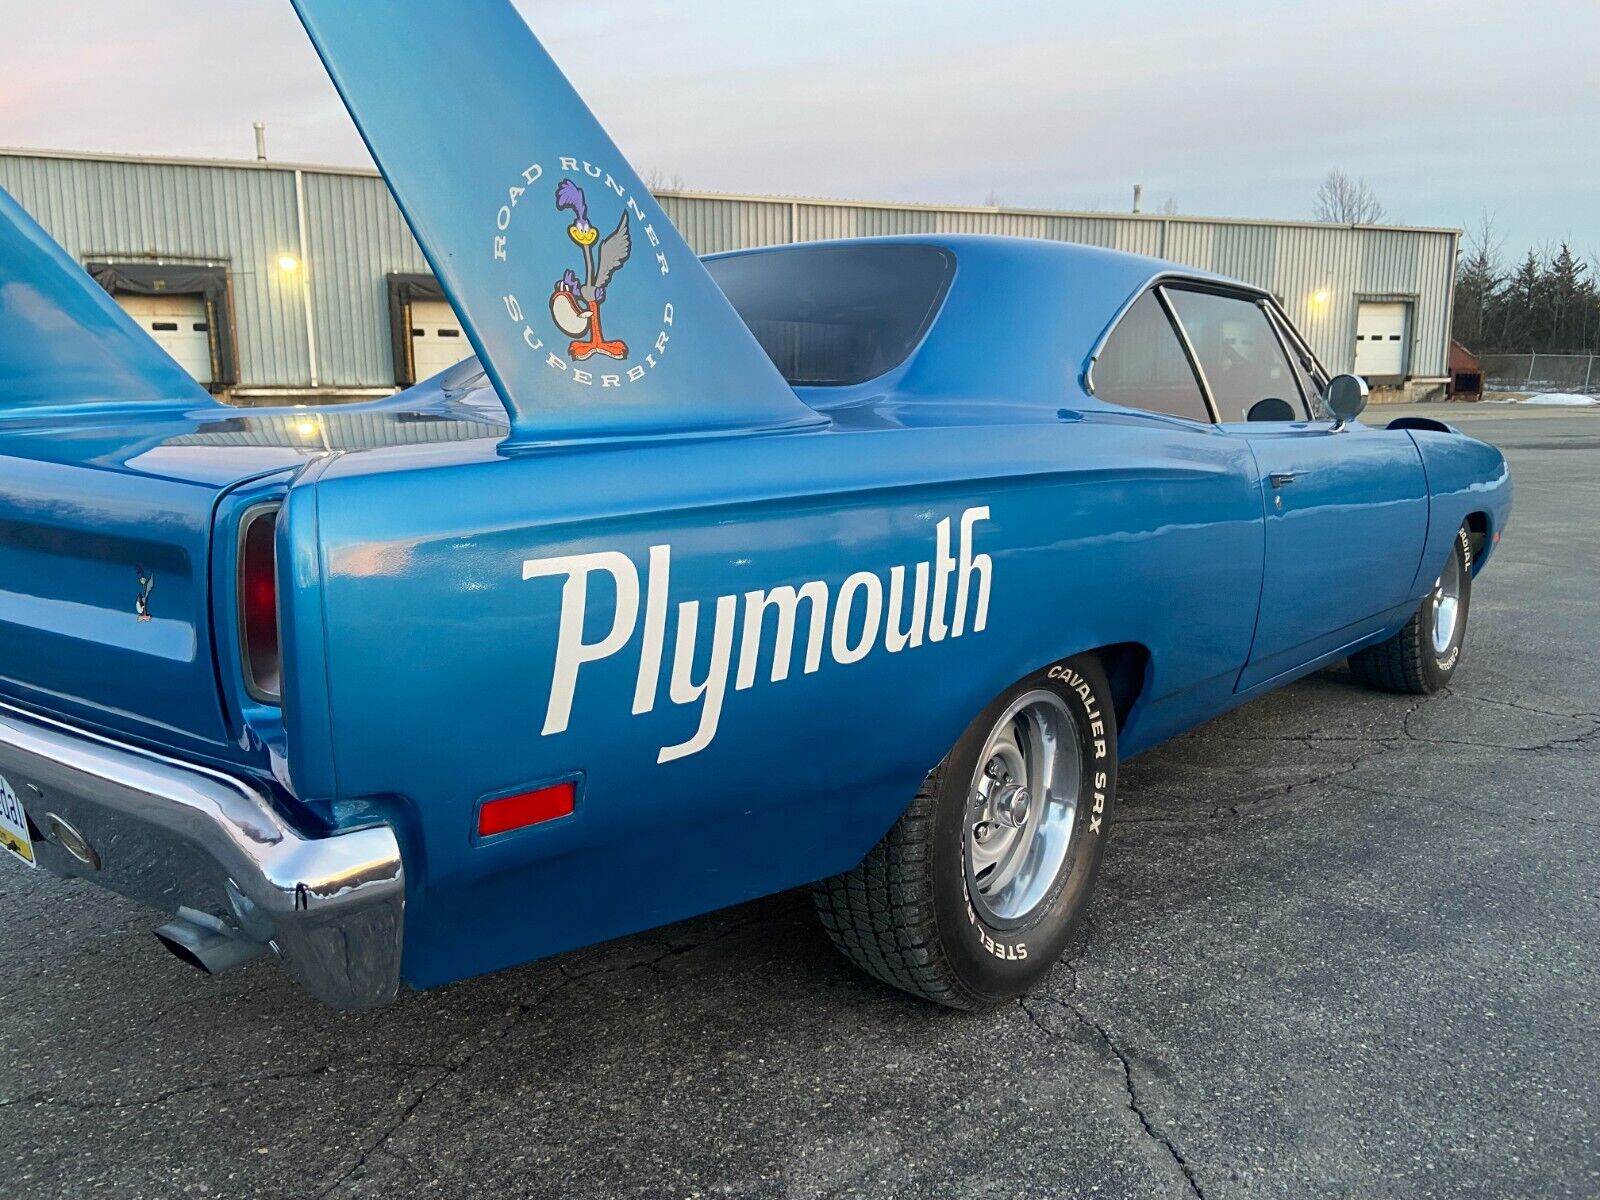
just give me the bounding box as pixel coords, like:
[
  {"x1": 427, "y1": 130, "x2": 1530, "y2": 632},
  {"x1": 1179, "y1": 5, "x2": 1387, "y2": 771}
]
[
  {"x1": 1013, "y1": 639, "x2": 1153, "y2": 749},
  {"x1": 1085, "y1": 641, "x2": 1152, "y2": 738},
  {"x1": 1464, "y1": 510, "x2": 1491, "y2": 574}
]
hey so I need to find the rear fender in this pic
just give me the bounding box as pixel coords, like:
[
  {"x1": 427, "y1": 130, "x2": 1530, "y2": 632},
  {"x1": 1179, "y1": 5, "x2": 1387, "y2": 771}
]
[{"x1": 306, "y1": 418, "x2": 1261, "y2": 988}]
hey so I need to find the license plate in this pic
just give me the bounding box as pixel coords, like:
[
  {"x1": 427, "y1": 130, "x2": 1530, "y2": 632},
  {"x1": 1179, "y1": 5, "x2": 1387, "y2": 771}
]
[{"x1": 0, "y1": 770, "x2": 37, "y2": 868}]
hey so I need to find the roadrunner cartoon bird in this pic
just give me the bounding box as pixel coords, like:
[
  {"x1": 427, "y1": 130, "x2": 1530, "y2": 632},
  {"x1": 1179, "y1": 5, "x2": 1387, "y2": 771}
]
[{"x1": 549, "y1": 179, "x2": 632, "y2": 361}]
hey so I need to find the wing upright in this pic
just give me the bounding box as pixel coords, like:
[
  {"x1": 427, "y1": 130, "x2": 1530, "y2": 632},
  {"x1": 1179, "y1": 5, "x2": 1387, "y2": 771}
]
[
  {"x1": 0, "y1": 186, "x2": 214, "y2": 413},
  {"x1": 290, "y1": 0, "x2": 822, "y2": 446}
]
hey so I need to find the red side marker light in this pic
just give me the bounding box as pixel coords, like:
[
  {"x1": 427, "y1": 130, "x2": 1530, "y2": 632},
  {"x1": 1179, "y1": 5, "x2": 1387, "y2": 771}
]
[{"x1": 478, "y1": 781, "x2": 576, "y2": 837}]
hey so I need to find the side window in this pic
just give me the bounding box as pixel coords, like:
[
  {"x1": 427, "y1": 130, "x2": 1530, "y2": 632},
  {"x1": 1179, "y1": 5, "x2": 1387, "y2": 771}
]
[
  {"x1": 1091, "y1": 291, "x2": 1212, "y2": 423},
  {"x1": 1165, "y1": 289, "x2": 1309, "y2": 421}
]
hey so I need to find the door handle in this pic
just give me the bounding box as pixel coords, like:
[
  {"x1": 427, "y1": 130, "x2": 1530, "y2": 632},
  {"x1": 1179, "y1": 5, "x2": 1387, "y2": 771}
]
[{"x1": 1269, "y1": 472, "x2": 1299, "y2": 489}]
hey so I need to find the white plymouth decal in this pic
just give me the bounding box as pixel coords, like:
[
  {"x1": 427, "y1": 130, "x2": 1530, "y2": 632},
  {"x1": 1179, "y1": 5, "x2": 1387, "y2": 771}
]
[{"x1": 524, "y1": 507, "x2": 993, "y2": 762}]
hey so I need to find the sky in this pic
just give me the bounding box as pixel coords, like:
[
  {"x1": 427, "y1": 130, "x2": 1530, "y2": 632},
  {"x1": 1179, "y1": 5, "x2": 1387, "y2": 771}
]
[{"x1": 3, "y1": 0, "x2": 1595, "y2": 261}]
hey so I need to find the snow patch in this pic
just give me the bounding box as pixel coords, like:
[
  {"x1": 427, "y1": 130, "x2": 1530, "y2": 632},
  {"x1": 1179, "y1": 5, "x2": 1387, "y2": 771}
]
[
  {"x1": 1521, "y1": 393, "x2": 1599, "y2": 407},
  {"x1": 1486, "y1": 393, "x2": 1599, "y2": 407}
]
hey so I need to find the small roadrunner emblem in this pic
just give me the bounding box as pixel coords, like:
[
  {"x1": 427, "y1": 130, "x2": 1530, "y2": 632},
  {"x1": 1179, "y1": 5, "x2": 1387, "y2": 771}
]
[
  {"x1": 549, "y1": 178, "x2": 633, "y2": 361},
  {"x1": 135, "y1": 567, "x2": 154, "y2": 622}
]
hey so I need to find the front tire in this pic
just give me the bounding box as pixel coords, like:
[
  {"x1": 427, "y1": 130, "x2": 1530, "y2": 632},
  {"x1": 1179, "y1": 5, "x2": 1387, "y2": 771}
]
[
  {"x1": 812, "y1": 655, "x2": 1118, "y2": 1008},
  {"x1": 1349, "y1": 523, "x2": 1473, "y2": 694}
]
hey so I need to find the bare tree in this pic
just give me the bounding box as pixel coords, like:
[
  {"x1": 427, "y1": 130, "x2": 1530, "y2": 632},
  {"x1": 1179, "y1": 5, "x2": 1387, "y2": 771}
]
[
  {"x1": 640, "y1": 168, "x2": 686, "y2": 194},
  {"x1": 983, "y1": 190, "x2": 1006, "y2": 208},
  {"x1": 1313, "y1": 169, "x2": 1386, "y2": 224},
  {"x1": 1157, "y1": 194, "x2": 1180, "y2": 216},
  {"x1": 1453, "y1": 210, "x2": 1503, "y2": 348}
]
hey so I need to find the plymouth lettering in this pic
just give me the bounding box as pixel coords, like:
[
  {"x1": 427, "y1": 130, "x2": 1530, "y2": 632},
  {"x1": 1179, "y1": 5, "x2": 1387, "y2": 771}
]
[{"x1": 524, "y1": 507, "x2": 993, "y2": 763}]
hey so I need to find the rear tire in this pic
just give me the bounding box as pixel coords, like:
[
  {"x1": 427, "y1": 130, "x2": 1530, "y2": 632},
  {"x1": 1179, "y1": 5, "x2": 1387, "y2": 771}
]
[
  {"x1": 812, "y1": 655, "x2": 1117, "y2": 1008},
  {"x1": 1349, "y1": 523, "x2": 1473, "y2": 694}
]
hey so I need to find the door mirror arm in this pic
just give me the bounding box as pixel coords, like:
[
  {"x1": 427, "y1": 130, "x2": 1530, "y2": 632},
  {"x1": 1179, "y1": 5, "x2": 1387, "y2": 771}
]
[{"x1": 1322, "y1": 374, "x2": 1369, "y2": 430}]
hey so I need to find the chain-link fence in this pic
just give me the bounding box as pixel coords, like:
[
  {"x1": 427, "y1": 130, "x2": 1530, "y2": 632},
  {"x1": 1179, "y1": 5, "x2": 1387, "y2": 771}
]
[{"x1": 1481, "y1": 353, "x2": 1600, "y2": 394}]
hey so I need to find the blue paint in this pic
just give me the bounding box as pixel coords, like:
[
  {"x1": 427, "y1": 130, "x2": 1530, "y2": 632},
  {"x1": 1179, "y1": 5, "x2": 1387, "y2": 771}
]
[{"x1": 0, "y1": 0, "x2": 1512, "y2": 995}]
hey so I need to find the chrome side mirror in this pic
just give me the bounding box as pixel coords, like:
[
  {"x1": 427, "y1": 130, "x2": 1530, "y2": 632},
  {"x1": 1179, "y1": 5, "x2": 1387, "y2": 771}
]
[{"x1": 1323, "y1": 374, "x2": 1369, "y2": 429}]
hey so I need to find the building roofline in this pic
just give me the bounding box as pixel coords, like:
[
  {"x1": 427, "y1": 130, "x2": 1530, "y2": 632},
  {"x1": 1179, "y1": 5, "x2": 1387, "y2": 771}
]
[
  {"x1": 0, "y1": 145, "x2": 1464, "y2": 238},
  {"x1": 0, "y1": 145, "x2": 386, "y2": 179}
]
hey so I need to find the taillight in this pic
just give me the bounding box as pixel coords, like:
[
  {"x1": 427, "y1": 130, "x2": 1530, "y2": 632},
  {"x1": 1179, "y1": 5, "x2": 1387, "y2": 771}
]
[{"x1": 238, "y1": 506, "x2": 281, "y2": 704}]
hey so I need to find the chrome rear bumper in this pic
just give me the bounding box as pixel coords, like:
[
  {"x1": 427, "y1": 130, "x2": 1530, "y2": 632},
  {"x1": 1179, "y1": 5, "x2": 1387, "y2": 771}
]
[{"x1": 0, "y1": 700, "x2": 403, "y2": 1009}]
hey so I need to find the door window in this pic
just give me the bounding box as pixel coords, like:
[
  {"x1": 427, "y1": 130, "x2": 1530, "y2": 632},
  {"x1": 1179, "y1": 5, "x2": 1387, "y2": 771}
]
[
  {"x1": 1165, "y1": 289, "x2": 1308, "y2": 421},
  {"x1": 1091, "y1": 291, "x2": 1211, "y2": 422}
]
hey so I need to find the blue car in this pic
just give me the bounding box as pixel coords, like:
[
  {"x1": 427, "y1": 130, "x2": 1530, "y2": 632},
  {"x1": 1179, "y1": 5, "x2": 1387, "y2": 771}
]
[{"x1": 0, "y1": 0, "x2": 1509, "y2": 1010}]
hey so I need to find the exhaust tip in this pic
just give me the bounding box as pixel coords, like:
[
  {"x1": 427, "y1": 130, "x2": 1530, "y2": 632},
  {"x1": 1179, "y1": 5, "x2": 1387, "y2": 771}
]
[
  {"x1": 154, "y1": 927, "x2": 215, "y2": 974},
  {"x1": 155, "y1": 907, "x2": 266, "y2": 977}
]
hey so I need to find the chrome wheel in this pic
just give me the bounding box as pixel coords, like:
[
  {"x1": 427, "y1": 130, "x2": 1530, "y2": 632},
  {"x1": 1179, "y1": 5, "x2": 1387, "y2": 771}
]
[
  {"x1": 965, "y1": 690, "x2": 1081, "y2": 926},
  {"x1": 1431, "y1": 545, "x2": 1464, "y2": 655}
]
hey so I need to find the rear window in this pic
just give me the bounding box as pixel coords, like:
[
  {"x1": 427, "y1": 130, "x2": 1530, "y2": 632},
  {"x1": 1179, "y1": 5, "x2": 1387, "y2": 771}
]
[{"x1": 705, "y1": 244, "x2": 954, "y2": 386}]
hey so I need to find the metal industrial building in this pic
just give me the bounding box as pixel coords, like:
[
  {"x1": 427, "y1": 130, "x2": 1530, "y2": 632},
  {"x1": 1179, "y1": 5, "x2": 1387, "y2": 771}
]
[{"x1": 0, "y1": 148, "x2": 1459, "y2": 403}]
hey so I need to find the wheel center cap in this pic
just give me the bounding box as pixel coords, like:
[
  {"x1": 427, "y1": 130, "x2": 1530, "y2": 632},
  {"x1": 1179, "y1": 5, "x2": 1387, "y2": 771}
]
[{"x1": 994, "y1": 783, "x2": 1031, "y2": 829}]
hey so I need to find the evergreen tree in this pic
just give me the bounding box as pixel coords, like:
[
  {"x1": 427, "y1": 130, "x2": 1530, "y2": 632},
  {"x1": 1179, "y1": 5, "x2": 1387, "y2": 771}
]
[
  {"x1": 1494, "y1": 250, "x2": 1546, "y2": 353},
  {"x1": 1452, "y1": 232, "x2": 1600, "y2": 359},
  {"x1": 1543, "y1": 243, "x2": 1597, "y2": 352}
]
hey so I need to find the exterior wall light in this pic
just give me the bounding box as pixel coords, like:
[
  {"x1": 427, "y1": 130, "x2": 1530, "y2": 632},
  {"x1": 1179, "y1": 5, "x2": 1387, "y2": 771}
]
[
  {"x1": 1312, "y1": 289, "x2": 1331, "y2": 306},
  {"x1": 277, "y1": 255, "x2": 300, "y2": 272}
]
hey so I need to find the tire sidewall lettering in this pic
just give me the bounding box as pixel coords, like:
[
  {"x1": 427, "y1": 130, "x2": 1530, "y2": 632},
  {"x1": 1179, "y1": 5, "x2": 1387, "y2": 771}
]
[
  {"x1": 1433, "y1": 527, "x2": 1472, "y2": 674},
  {"x1": 1044, "y1": 662, "x2": 1111, "y2": 837}
]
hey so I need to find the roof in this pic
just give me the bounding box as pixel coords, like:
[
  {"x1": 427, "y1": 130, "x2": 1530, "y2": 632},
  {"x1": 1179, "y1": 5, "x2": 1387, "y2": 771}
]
[{"x1": 718, "y1": 234, "x2": 1236, "y2": 411}]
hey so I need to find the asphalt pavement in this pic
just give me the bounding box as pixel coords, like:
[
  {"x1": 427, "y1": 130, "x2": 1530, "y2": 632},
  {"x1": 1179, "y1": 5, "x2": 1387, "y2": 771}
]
[{"x1": 1, "y1": 402, "x2": 1595, "y2": 1199}]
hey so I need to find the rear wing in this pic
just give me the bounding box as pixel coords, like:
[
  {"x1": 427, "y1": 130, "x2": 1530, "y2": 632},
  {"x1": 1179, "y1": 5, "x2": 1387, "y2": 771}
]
[
  {"x1": 292, "y1": 0, "x2": 823, "y2": 447},
  {"x1": 0, "y1": 186, "x2": 213, "y2": 412}
]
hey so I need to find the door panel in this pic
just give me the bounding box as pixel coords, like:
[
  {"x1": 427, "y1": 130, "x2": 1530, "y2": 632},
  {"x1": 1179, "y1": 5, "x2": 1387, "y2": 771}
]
[{"x1": 1231, "y1": 423, "x2": 1428, "y2": 689}]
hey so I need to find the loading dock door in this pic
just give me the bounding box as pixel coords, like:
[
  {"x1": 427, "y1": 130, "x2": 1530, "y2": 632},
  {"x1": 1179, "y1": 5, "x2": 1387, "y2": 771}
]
[
  {"x1": 409, "y1": 300, "x2": 472, "y2": 380},
  {"x1": 116, "y1": 293, "x2": 212, "y2": 384},
  {"x1": 1354, "y1": 301, "x2": 1409, "y2": 378}
]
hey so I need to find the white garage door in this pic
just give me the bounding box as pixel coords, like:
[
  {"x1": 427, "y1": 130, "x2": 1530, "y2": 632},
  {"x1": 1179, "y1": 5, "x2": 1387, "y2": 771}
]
[
  {"x1": 117, "y1": 293, "x2": 212, "y2": 384},
  {"x1": 1354, "y1": 302, "x2": 1409, "y2": 378},
  {"x1": 409, "y1": 300, "x2": 471, "y2": 381}
]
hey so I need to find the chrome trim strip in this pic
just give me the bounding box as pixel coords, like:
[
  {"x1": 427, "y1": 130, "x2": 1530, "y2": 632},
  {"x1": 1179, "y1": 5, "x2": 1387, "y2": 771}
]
[
  {"x1": 0, "y1": 700, "x2": 403, "y2": 1008},
  {"x1": 1082, "y1": 270, "x2": 1272, "y2": 398},
  {"x1": 1155, "y1": 285, "x2": 1222, "y2": 424}
]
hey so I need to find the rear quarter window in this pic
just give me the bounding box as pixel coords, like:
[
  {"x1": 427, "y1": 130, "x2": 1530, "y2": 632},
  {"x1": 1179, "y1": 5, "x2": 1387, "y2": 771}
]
[
  {"x1": 705, "y1": 244, "x2": 954, "y2": 386},
  {"x1": 1092, "y1": 291, "x2": 1212, "y2": 423}
]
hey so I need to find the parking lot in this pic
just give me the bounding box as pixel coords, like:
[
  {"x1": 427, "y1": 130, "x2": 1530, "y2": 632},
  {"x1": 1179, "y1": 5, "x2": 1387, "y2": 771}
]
[{"x1": 1, "y1": 403, "x2": 1595, "y2": 1200}]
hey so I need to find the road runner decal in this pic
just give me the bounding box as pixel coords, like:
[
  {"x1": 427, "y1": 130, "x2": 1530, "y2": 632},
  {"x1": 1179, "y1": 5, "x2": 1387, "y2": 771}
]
[
  {"x1": 493, "y1": 159, "x2": 678, "y2": 390},
  {"x1": 525, "y1": 508, "x2": 993, "y2": 762}
]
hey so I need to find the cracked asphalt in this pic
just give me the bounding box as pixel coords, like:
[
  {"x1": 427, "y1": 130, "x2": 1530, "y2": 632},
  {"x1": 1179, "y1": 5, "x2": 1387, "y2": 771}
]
[{"x1": 2, "y1": 403, "x2": 1596, "y2": 1199}]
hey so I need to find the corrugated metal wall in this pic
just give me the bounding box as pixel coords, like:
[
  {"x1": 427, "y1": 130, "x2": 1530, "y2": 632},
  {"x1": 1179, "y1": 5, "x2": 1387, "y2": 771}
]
[
  {"x1": 0, "y1": 153, "x2": 312, "y2": 386},
  {"x1": 0, "y1": 151, "x2": 1457, "y2": 388},
  {"x1": 301, "y1": 171, "x2": 432, "y2": 387}
]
